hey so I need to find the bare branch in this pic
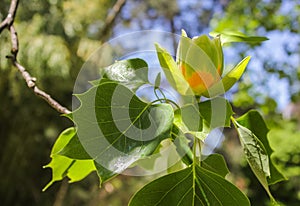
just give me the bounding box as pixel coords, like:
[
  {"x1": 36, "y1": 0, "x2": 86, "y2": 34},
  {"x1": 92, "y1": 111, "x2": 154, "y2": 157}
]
[
  {"x1": 6, "y1": 57, "x2": 71, "y2": 114},
  {"x1": 99, "y1": 0, "x2": 126, "y2": 39},
  {"x1": 0, "y1": 0, "x2": 19, "y2": 33},
  {"x1": 11, "y1": 59, "x2": 36, "y2": 88},
  {"x1": 9, "y1": 25, "x2": 18, "y2": 55},
  {"x1": 33, "y1": 87, "x2": 71, "y2": 115},
  {"x1": 2, "y1": 0, "x2": 71, "y2": 114}
]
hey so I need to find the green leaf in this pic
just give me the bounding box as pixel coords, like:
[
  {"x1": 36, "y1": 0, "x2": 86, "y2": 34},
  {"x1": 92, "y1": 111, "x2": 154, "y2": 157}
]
[
  {"x1": 154, "y1": 72, "x2": 161, "y2": 88},
  {"x1": 233, "y1": 120, "x2": 273, "y2": 200},
  {"x1": 236, "y1": 110, "x2": 286, "y2": 185},
  {"x1": 59, "y1": 132, "x2": 91, "y2": 159},
  {"x1": 57, "y1": 128, "x2": 117, "y2": 184},
  {"x1": 174, "y1": 105, "x2": 206, "y2": 145},
  {"x1": 176, "y1": 103, "x2": 203, "y2": 132},
  {"x1": 50, "y1": 127, "x2": 75, "y2": 154},
  {"x1": 99, "y1": 58, "x2": 149, "y2": 91},
  {"x1": 203, "y1": 56, "x2": 251, "y2": 97},
  {"x1": 201, "y1": 154, "x2": 230, "y2": 178},
  {"x1": 173, "y1": 97, "x2": 232, "y2": 143},
  {"x1": 209, "y1": 31, "x2": 269, "y2": 45},
  {"x1": 234, "y1": 110, "x2": 286, "y2": 201},
  {"x1": 43, "y1": 128, "x2": 96, "y2": 191},
  {"x1": 198, "y1": 97, "x2": 233, "y2": 130},
  {"x1": 72, "y1": 81, "x2": 174, "y2": 184},
  {"x1": 89, "y1": 78, "x2": 111, "y2": 86},
  {"x1": 155, "y1": 43, "x2": 192, "y2": 95},
  {"x1": 129, "y1": 165, "x2": 250, "y2": 206}
]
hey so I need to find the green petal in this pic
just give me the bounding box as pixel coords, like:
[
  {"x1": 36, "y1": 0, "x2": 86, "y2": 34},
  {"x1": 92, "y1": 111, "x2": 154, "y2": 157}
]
[
  {"x1": 177, "y1": 35, "x2": 220, "y2": 84},
  {"x1": 192, "y1": 35, "x2": 223, "y2": 74},
  {"x1": 202, "y1": 56, "x2": 251, "y2": 97},
  {"x1": 155, "y1": 43, "x2": 193, "y2": 95}
]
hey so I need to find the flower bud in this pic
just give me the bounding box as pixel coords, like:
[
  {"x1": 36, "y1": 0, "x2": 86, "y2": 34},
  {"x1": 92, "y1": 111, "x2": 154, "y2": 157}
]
[
  {"x1": 156, "y1": 31, "x2": 250, "y2": 97},
  {"x1": 178, "y1": 34, "x2": 223, "y2": 95}
]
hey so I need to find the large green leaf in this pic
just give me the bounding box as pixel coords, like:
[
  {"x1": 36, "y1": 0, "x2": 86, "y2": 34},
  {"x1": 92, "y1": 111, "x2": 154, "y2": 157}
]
[
  {"x1": 209, "y1": 31, "x2": 269, "y2": 45},
  {"x1": 202, "y1": 57, "x2": 251, "y2": 98},
  {"x1": 234, "y1": 110, "x2": 286, "y2": 201},
  {"x1": 43, "y1": 128, "x2": 96, "y2": 191},
  {"x1": 72, "y1": 81, "x2": 174, "y2": 184},
  {"x1": 129, "y1": 165, "x2": 250, "y2": 206},
  {"x1": 236, "y1": 110, "x2": 286, "y2": 185},
  {"x1": 95, "y1": 58, "x2": 149, "y2": 91},
  {"x1": 155, "y1": 43, "x2": 192, "y2": 95}
]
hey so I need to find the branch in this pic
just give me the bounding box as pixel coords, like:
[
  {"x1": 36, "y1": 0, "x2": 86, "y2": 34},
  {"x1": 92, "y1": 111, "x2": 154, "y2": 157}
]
[
  {"x1": 6, "y1": 57, "x2": 71, "y2": 114},
  {"x1": 0, "y1": 0, "x2": 19, "y2": 33},
  {"x1": 99, "y1": 0, "x2": 126, "y2": 39},
  {"x1": 2, "y1": 0, "x2": 71, "y2": 114}
]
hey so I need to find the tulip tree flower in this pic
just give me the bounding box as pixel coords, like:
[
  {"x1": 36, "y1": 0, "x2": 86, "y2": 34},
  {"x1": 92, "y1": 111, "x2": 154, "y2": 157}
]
[{"x1": 155, "y1": 30, "x2": 251, "y2": 97}]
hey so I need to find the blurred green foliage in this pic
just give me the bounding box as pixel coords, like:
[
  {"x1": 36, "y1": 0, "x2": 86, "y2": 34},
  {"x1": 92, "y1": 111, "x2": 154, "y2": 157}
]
[{"x1": 0, "y1": 0, "x2": 299, "y2": 205}]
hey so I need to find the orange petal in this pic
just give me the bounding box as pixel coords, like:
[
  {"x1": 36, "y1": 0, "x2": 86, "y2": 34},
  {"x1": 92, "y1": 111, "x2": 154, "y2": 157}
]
[{"x1": 187, "y1": 71, "x2": 220, "y2": 94}]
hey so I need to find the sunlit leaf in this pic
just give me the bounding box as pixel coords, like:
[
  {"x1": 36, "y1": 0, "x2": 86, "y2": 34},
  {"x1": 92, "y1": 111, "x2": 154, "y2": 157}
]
[
  {"x1": 43, "y1": 128, "x2": 96, "y2": 191},
  {"x1": 97, "y1": 58, "x2": 149, "y2": 91},
  {"x1": 129, "y1": 165, "x2": 250, "y2": 206}
]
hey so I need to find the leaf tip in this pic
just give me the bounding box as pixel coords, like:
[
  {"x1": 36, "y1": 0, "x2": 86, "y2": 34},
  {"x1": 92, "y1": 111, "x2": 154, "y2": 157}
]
[
  {"x1": 181, "y1": 29, "x2": 188, "y2": 37},
  {"x1": 42, "y1": 181, "x2": 54, "y2": 192}
]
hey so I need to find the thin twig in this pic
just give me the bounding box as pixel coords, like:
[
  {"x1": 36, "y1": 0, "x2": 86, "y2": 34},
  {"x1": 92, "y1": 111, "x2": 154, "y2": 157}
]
[
  {"x1": 9, "y1": 25, "x2": 18, "y2": 55},
  {"x1": 2, "y1": 0, "x2": 71, "y2": 114},
  {"x1": 99, "y1": 0, "x2": 126, "y2": 39},
  {"x1": 5, "y1": 57, "x2": 71, "y2": 114},
  {"x1": 0, "y1": 0, "x2": 19, "y2": 33}
]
